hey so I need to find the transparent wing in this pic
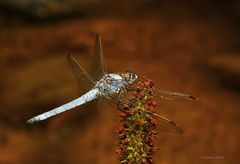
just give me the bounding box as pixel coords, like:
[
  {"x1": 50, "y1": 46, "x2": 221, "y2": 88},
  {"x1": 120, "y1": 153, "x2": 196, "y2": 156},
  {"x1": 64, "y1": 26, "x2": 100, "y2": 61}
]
[
  {"x1": 91, "y1": 34, "x2": 107, "y2": 81},
  {"x1": 97, "y1": 96, "x2": 118, "y2": 114},
  {"x1": 152, "y1": 113, "x2": 183, "y2": 134},
  {"x1": 67, "y1": 54, "x2": 96, "y2": 94},
  {"x1": 152, "y1": 89, "x2": 201, "y2": 112},
  {"x1": 117, "y1": 91, "x2": 183, "y2": 134}
]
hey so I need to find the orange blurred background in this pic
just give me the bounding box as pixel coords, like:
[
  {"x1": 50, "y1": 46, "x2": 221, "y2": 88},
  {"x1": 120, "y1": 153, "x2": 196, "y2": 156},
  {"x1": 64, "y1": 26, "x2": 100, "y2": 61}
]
[{"x1": 0, "y1": 0, "x2": 239, "y2": 163}]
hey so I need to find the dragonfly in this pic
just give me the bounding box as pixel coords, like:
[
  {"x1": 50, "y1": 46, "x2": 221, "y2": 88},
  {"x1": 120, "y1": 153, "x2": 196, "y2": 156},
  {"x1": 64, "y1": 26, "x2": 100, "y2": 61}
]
[{"x1": 27, "y1": 34, "x2": 201, "y2": 134}]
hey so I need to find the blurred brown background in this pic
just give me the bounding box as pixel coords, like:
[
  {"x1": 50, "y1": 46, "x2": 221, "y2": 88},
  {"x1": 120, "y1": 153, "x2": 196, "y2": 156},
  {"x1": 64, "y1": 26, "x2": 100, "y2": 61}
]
[{"x1": 0, "y1": 0, "x2": 239, "y2": 163}]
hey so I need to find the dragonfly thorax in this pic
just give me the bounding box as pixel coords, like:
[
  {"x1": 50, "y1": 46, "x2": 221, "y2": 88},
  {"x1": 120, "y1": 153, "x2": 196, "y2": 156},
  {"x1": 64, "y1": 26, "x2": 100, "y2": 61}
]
[{"x1": 95, "y1": 73, "x2": 131, "y2": 97}]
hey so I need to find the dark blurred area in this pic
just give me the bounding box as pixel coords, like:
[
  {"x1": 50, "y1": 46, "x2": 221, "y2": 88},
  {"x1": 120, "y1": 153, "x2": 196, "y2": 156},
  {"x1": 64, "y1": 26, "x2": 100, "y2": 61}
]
[{"x1": 0, "y1": 0, "x2": 240, "y2": 163}]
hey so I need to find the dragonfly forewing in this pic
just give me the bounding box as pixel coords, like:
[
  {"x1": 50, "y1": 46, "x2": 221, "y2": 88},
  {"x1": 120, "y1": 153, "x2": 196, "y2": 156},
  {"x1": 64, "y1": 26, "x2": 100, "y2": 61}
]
[
  {"x1": 152, "y1": 113, "x2": 183, "y2": 134},
  {"x1": 152, "y1": 89, "x2": 201, "y2": 112},
  {"x1": 67, "y1": 54, "x2": 96, "y2": 94},
  {"x1": 67, "y1": 34, "x2": 107, "y2": 94},
  {"x1": 91, "y1": 34, "x2": 107, "y2": 81}
]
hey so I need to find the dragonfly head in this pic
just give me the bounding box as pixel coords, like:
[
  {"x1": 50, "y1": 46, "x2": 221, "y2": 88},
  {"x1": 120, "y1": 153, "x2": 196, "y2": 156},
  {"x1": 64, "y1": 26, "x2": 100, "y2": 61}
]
[{"x1": 121, "y1": 71, "x2": 138, "y2": 85}]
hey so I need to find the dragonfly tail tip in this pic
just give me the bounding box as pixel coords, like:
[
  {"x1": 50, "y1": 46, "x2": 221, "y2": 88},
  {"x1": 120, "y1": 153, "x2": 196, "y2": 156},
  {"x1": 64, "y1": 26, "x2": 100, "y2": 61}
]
[{"x1": 27, "y1": 119, "x2": 34, "y2": 124}]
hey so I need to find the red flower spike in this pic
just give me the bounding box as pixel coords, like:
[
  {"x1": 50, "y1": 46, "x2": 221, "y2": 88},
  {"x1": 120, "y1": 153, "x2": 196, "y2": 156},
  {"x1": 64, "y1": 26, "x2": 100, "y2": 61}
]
[
  {"x1": 123, "y1": 102, "x2": 130, "y2": 107},
  {"x1": 139, "y1": 91, "x2": 145, "y2": 98},
  {"x1": 117, "y1": 76, "x2": 158, "y2": 164},
  {"x1": 129, "y1": 95, "x2": 136, "y2": 100},
  {"x1": 118, "y1": 125, "x2": 125, "y2": 132},
  {"x1": 152, "y1": 101, "x2": 157, "y2": 107},
  {"x1": 151, "y1": 118, "x2": 157, "y2": 125},
  {"x1": 119, "y1": 112, "x2": 126, "y2": 117},
  {"x1": 116, "y1": 148, "x2": 123, "y2": 154},
  {"x1": 148, "y1": 106, "x2": 154, "y2": 111},
  {"x1": 128, "y1": 109, "x2": 135, "y2": 115}
]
